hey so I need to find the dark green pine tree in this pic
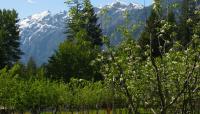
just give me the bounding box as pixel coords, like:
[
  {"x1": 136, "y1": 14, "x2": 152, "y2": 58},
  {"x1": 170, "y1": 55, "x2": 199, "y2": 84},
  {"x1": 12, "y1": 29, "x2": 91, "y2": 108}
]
[
  {"x1": 0, "y1": 9, "x2": 22, "y2": 69},
  {"x1": 178, "y1": 0, "x2": 198, "y2": 47},
  {"x1": 138, "y1": 4, "x2": 177, "y2": 58},
  {"x1": 65, "y1": 0, "x2": 85, "y2": 43},
  {"x1": 47, "y1": 0, "x2": 103, "y2": 81},
  {"x1": 82, "y1": 0, "x2": 103, "y2": 46},
  {"x1": 65, "y1": 0, "x2": 103, "y2": 47},
  {"x1": 0, "y1": 29, "x2": 7, "y2": 69},
  {"x1": 138, "y1": 9, "x2": 162, "y2": 57}
]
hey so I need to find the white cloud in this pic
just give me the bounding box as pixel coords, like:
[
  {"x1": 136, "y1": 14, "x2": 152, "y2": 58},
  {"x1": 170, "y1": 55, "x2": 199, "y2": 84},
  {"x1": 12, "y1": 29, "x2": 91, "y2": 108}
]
[{"x1": 27, "y1": 0, "x2": 36, "y2": 4}]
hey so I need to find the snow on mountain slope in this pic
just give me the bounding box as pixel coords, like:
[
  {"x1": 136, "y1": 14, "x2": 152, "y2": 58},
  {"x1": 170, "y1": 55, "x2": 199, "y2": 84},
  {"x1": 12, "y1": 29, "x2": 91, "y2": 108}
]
[{"x1": 19, "y1": 2, "x2": 147, "y2": 65}]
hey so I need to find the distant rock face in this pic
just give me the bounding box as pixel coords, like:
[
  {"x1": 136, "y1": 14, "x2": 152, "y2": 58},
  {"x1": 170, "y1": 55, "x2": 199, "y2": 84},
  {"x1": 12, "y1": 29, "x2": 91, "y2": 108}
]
[{"x1": 19, "y1": 2, "x2": 151, "y2": 65}]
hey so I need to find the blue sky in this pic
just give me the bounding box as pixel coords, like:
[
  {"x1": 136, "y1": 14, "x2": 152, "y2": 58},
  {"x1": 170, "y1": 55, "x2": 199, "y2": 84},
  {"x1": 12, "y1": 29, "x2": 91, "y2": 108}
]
[{"x1": 0, "y1": 0, "x2": 153, "y2": 18}]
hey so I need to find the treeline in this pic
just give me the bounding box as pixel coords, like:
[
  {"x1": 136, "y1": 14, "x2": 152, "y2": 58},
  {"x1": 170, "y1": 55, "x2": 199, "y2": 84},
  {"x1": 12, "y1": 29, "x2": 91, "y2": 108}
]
[{"x1": 0, "y1": 0, "x2": 200, "y2": 114}]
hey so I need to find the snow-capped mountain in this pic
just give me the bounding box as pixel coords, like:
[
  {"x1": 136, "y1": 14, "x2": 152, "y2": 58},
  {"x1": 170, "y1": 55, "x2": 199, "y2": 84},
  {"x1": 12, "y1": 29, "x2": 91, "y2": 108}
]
[
  {"x1": 19, "y1": 2, "x2": 150, "y2": 65},
  {"x1": 103, "y1": 2, "x2": 143, "y2": 11},
  {"x1": 19, "y1": 10, "x2": 68, "y2": 65}
]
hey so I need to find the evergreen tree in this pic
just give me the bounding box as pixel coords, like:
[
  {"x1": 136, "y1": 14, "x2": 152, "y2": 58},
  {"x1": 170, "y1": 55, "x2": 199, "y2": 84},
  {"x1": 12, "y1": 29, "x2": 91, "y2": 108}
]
[
  {"x1": 138, "y1": 4, "x2": 177, "y2": 58},
  {"x1": 82, "y1": 0, "x2": 103, "y2": 46},
  {"x1": 138, "y1": 9, "x2": 162, "y2": 57},
  {"x1": 65, "y1": 0, "x2": 84, "y2": 42},
  {"x1": 178, "y1": 0, "x2": 198, "y2": 47},
  {"x1": 0, "y1": 9, "x2": 22, "y2": 69},
  {"x1": 0, "y1": 29, "x2": 7, "y2": 68},
  {"x1": 47, "y1": 0, "x2": 103, "y2": 81},
  {"x1": 65, "y1": 0, "x2": 103, "y2": 46}
]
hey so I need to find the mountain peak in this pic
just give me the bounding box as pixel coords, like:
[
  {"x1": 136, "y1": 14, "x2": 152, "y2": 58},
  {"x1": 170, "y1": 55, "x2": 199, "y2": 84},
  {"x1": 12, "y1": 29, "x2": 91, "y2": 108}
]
[
  {"x1": 107, "y1": 1, "x2": 143, "y2": 10},
  {"x1": 128, "y1": 3, "x2": 143, "y2": 9},
  {"x1": 31, "y1": 11, "x2": 51, "y2": 21},
  {"x1": 111, "y1": 1, "x2": 128, "y2": 7}
]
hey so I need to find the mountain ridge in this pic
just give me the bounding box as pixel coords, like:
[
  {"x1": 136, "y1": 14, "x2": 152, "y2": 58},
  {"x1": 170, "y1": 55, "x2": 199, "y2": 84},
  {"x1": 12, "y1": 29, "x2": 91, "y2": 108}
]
[{"x1": 19, "y1": 1, "x2": 150, "y2": 65}]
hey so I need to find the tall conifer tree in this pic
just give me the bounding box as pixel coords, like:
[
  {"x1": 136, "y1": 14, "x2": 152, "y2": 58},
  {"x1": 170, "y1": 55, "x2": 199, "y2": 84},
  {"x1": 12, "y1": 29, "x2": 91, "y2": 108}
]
[
  {"x1": 0, "y1": 9, "x2": 22, "y2": 69},
  {"x1": 47, "y1": 0, "x2": 103, "y2": 81},
  {"x1": 138, "y1": 9, "x2": 162, "y2": 57},
  {"x1": 178, "y1": 0, "x2": 198, "y2": 47},
  {"x1": 65, "y1": 0, "x2": 84, "y2": 42},
  {"x1": 138, "y1": 1, "x2": 177, "y2": 57},
  {"x1": 82, "y1": 0, "x2": 103, "y2": 46}
]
